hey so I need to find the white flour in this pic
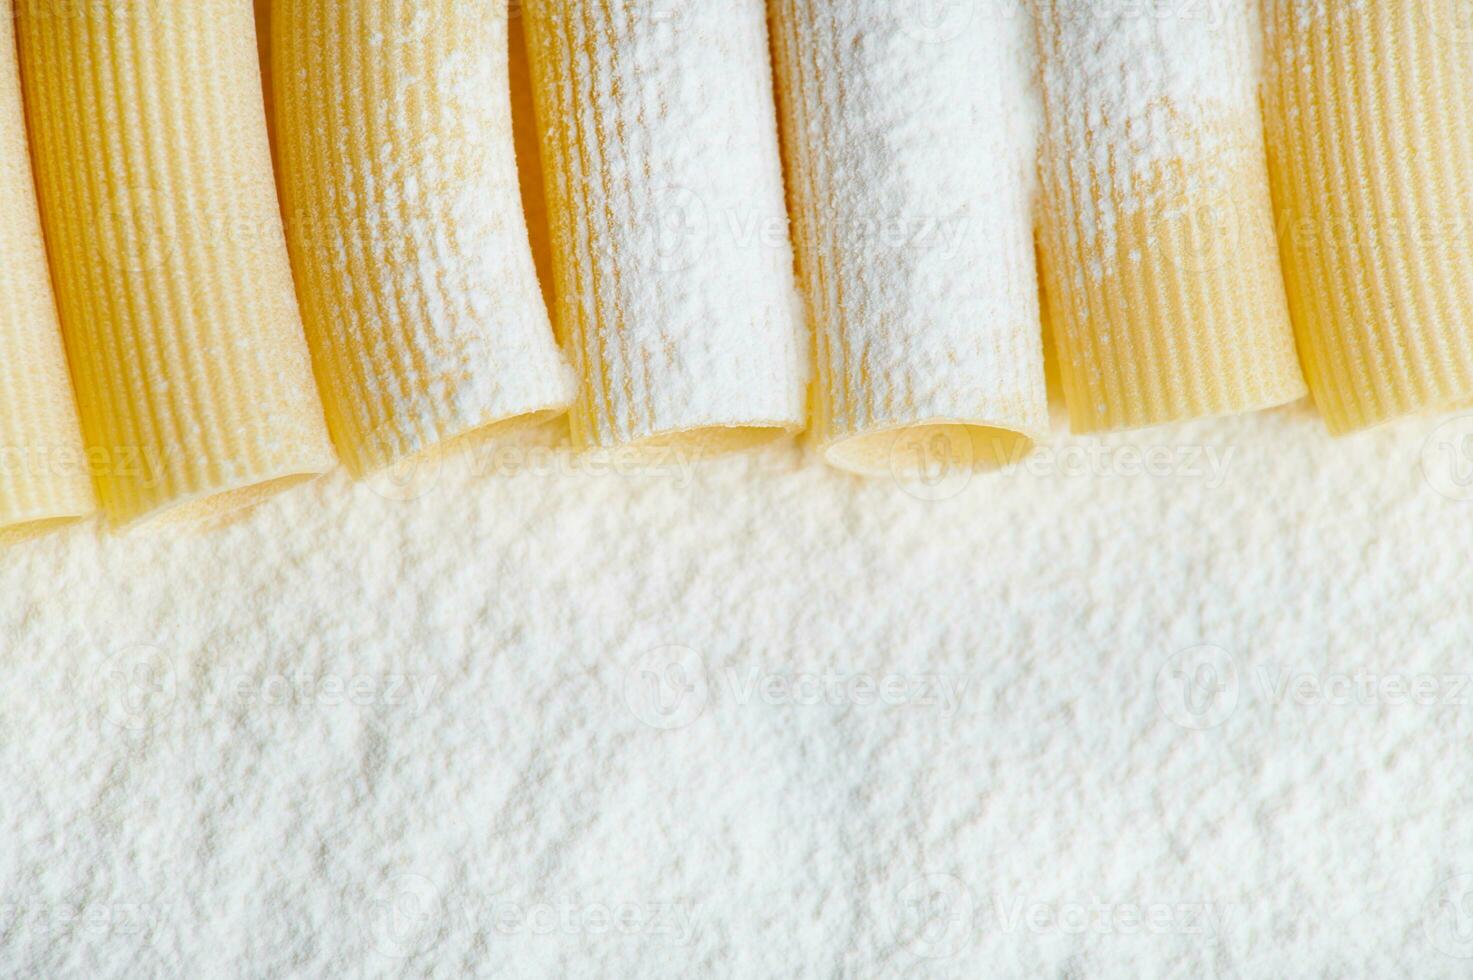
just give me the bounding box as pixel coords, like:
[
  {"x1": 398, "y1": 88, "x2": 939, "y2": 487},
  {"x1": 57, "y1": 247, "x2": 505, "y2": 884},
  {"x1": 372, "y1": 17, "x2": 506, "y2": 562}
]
[{"x1": 2, "y1": 405, "x2": 1472, "y2": 977}]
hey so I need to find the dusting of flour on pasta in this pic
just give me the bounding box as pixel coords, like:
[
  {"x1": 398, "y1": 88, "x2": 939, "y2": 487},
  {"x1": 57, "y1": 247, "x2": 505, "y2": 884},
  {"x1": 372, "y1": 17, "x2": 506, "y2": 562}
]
[
  {"x1": 771, "y1": 0, "x2": 1047, "y2": 462},
  {"x1": 1034, "y1": 0, "x2": 1264, "y2": 273}
]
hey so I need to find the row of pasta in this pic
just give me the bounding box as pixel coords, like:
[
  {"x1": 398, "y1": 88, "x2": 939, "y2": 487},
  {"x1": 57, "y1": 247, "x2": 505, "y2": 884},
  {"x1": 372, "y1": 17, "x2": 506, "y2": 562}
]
[{"x1": 0, "y1": 1, "x2": 1460, "y2": 535}]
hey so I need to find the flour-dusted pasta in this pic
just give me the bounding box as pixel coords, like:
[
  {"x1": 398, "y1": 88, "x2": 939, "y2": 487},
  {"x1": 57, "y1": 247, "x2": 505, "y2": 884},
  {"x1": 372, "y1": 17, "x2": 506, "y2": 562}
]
[
  {"x1": 0, "y1": 0, "x2": 92, "y2": 539},
  {"x1": 523, "y1": 0, "x2": 806, "y2": 456},
  {"x1": 771, "y1": 0, "x2": 1047, "y2": 476},
  {"x1": 274, "y1": 0, "x2": 574, "y2": 477},
  {"x1": 17, "y1": 0, "x2": 335, "y2": 527},
  {"x1": 1263, "y1": 1, "x2": 1473, "y2": 433},
  {"x1": 1034, "y1": 0, "x2": 1306, "y2": 433}
]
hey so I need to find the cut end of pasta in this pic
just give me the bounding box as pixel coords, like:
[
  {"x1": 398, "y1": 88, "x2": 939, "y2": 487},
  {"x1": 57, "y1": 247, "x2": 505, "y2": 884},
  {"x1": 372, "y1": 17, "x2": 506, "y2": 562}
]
[
  {"x1": 824, "y1": 420, "x2": 1040, "y2": 479},
  {"x1": 350, "y1": 403, "x2": 570, "y2": 481},
  {"x1": 0, "y1": 513, "x2": 87, "y2": 547},
  {"x1": 120, "y1": 468, "x2": 327, "y2": 533}
]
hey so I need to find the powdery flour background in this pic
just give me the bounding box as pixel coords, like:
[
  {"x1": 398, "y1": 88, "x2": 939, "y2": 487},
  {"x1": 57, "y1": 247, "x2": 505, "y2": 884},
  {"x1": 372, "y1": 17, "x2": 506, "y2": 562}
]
[{"x1": 3, "y1": 403, "x2": 1473, "y2": 977}]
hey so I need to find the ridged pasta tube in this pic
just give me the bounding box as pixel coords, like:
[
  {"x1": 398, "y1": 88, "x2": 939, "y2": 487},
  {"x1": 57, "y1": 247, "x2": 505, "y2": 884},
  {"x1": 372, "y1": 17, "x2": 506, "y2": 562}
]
[
  {"x1": 1262, "y1": 1, "x2": 1473, "y2": 433},
  {"x1": 274, "y1": 0, "x2": 574, "y2": 476},
  {"x1": 770, "y1": 0, "x2": 1047, "y2": 475},
  {"x1": 523, "y1": 0, "x2": 806, "y2": 455},
  {"x1": 0, "y1": 0, "x2": 92, "y2": 539},
  {"x1": 1034, "y1": 1, "x2": 1306, "y2": 433},
  {"x1": 16, "y1": 0, "x2": 335, "y2": 527}
]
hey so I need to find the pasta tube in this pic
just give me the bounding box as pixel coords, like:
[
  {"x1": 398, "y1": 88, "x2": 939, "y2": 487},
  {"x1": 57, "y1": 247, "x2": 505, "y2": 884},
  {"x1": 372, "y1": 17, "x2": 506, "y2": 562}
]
[
  {"x1": 1262, "y1": 2, "x2": 1473, "y2": 433},
  {"x1": 770, "y1": 0, "x2": 1048, "y2": 475},
  {"x1": 510, "y1": 4, "x2": 556, "y2": 315},
  {"x1": 274, "y1": 0, "x2": 574, "y2": 477},
  {"x1": 0, "y1": 0, "x2": 92, "y2": 538},
  {"x1": 1034, "y1": 1, "x2": 1306, "y2": 433},
  {"x1": 523, "y1": 0, "x2": 806, "y2": 454},
  {"x1": 16, "y1": 0, "x2": 335, "y2": 527}
]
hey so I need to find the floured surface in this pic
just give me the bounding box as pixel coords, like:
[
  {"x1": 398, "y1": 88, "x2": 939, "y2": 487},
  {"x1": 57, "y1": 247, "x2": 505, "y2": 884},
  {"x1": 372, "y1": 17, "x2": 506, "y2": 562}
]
[{"x1": 2, "y1": 404, "x2": 1472, "y2": 977}]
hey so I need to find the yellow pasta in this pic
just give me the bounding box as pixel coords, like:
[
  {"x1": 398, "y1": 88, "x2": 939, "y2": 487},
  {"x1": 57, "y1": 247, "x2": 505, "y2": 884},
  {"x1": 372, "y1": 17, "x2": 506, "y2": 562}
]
[
  {"x1": 274, "y1": 0, "x2": 574, "y2": 477},
  {"x1": 1262, "y1": 1, "x2": 1473, "y2": 433},
  {"x1": 523, "y1": 0, "x2": 806, "y2": 455},
  {"x1": 509, "y1": 3, "x2": 556, "y2": 316},
  {"x1": 0, "y1": 0, "x2": 93, "y2": 539},
  {"x1": 17, "y1": 0, "x2": 334, "y2": 528},
  {"x1": 770, "y1": 0, "x2": 1047, "y2": 476},
  {"x1": 1034, "y1": 1, "x2": 1306, "y2": 433}
]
